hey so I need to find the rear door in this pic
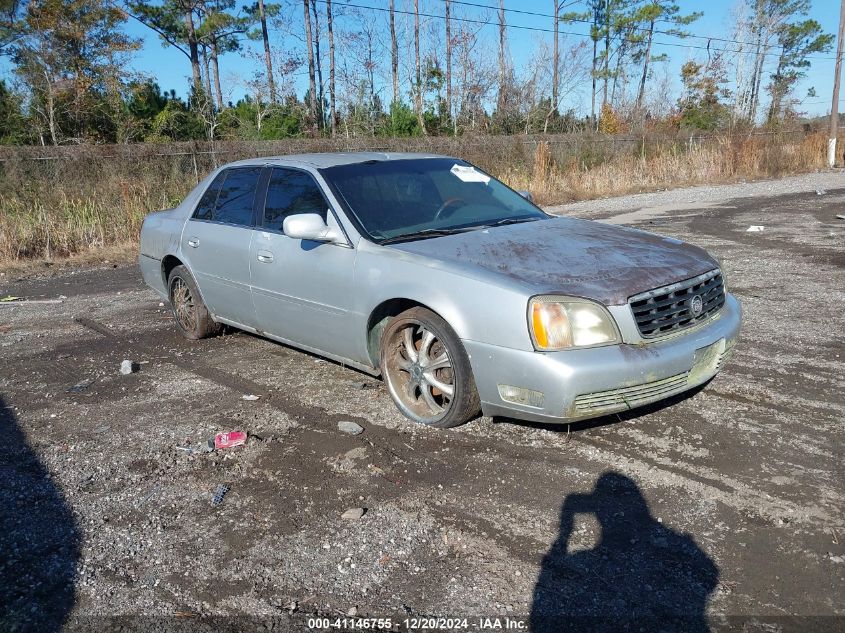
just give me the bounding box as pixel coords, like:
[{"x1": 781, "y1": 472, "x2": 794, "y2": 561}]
[
  {"x1": 249, "y1": 167, "x2": 362, "y2": 362},
  {"x1": 182, "y1": 166, "x2": 263, "y2": 328}
]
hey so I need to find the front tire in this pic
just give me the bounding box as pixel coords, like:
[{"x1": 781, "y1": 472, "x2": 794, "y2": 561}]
[
  {"x1": 379, "y1": 307, "x2": 480, "y2": 428},
  {"x1": 167, "y1": 265, "x2": 222, "y2": 340}
]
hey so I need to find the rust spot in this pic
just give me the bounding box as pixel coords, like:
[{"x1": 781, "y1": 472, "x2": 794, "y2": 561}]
[{"x1": 393, "y1": 217, "x2": 718, "y2": 305}]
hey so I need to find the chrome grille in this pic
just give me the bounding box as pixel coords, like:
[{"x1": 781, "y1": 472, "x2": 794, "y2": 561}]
[
  {"x1": 573, "y1": 372, "x2": 690, "y2": 414},
  {"x1": 629, "y1": 269, "x2": 725, "y2": 338}
]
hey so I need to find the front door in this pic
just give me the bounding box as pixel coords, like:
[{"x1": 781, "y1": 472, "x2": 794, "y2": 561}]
[
  {"x1": 249, "y1": 167, "x2": 361, "y2": 362},
  {"x1": 181, "y1": 166, "x2": 262, "y2": 328}
]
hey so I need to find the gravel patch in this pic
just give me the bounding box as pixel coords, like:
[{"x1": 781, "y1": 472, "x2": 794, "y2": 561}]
[{"x1": 546, "y1": 170, "x2": 845, "y2": 218}]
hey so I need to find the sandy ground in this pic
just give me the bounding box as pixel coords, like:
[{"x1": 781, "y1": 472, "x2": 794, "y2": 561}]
[{"x1": 1, "y1": 176, "x2": 843, "y2": 632}]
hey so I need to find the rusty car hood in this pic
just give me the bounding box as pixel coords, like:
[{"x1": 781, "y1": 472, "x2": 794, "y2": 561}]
[{"x1": 388, "y1": 216, "x2": 719, "y2": 306}]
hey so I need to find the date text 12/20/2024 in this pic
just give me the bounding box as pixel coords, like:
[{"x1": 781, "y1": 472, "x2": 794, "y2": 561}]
[{"x1": 307, "y1": 617, "x2": 528, "y2": 630}]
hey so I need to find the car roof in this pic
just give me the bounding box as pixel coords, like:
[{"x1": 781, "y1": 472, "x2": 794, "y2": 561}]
[{"x1": 222, "y1": 151, "x2": 452, "y2": 169}]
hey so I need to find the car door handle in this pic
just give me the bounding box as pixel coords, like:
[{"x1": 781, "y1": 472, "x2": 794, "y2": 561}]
[
  {"x1": 256, "y1": 250, "x2": 274, "y2": 263},
  {"x1": 187, "y1": 237, "x2": 200, "y2": 248}
]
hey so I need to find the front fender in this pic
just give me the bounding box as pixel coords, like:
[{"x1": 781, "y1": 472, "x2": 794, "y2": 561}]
[{"x1": 354, "y1": 242, "x2": 534, "y2": 352}]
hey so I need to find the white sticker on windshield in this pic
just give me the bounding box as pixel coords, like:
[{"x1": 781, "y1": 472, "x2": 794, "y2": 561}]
[{"x1": 450, "y1": 164, "x2": 490, "y2": 184}]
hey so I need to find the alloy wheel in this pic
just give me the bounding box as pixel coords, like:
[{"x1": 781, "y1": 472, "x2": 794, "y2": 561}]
[
  {"x1": 171, "y1": 277, "x2": 198, "y2": 334},
  {"x1": 384, "y1": 321, "x2": 455, "y2": 423}
]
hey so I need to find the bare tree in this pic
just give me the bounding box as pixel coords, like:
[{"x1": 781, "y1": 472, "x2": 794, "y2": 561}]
[
  {"x1": 497, "y1": 0, "x2": 506, "y2": 113},
  {"x1": 310, "y1": 0, "x2": 324, "y2": 127},
  {"x1": 445, "y1": 0, "x2": 452, "y2": 124},
  {"x1": 210, "y1": 40, "x2": 224, "y2": 108},
  {"x1": 302, "y1": 0, "x2": 317, "y2": 133},
  {"x1": 529, "y1": 35, "x2": 590, "y2": 133},
  {"x1": 257, "y1": 0, "x2": 276, "y2": 102},
  {"x1": 201, "y1": 43, "x2": 213, "y2": 100},
  {"x1": 335, "y1": 14, "x2": 383, "y2": 137},
  {"x1": 590, "y1": 1, "x2": 601, "y2": 127},
  {"x1": 452, "y1": 18, "x2": 496, "y2": 133},
  {"x1": 390, "y1": 0, "x2": 399, "y2": 105},
  {"x1": 748, "y1": 0, "x2": 766, "y2": 121},
  {"x1": 603, "y1": 0, "x2": 610, "y2": 106},
  {"x1": 552, "y1": 0, "x2": 559, "y2": 114},
  {"x1": 327, "y1": 0, "x2": 337, "y2": 135},
  {"x1": 635, "y1": 9, "x2": 656, "y2": 113},
  {"x1": 728, "y1": 2, "x2": 753, "y2": 125},
  {"x1": 414, "y1": 0, "x2": 426, "y2": 133}
]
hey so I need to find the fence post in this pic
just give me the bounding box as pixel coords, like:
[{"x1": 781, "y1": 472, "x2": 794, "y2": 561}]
[{"x1": 191, "y1": 151, "x2": 199, "y2": 185}]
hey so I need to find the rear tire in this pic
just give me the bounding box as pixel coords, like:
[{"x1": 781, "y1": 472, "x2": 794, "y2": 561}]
[
  {"x1": 167, "y1": 265, "x2": 222, "y2": 340},
  {"x1": 379, "y1": 307, "x2": 480, "y2": 428}
]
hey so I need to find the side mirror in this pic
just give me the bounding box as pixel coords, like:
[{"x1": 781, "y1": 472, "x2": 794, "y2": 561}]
[
  {"x1": 283, "y1": 213, "x2": 343, "y2": 244},
  {"x1": 517, "y1": 190, "x2": 534, "y2": 203}
]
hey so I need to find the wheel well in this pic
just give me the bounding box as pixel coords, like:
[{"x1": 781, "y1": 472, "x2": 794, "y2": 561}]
[
  {"x1": 161, "y1": 255, "x2": 183, "y2": 290},
  {"x1": 366, "y1": 298, "x2": 433, "y2": 367}
]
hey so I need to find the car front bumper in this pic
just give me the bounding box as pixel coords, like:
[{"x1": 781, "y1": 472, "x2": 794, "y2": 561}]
[{"x1": 464, "y1": 293, "x2": 742, "y2": 424}]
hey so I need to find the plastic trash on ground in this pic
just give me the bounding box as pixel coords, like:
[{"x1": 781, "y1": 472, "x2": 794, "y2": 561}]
[
  {"x1": 211, "y1": 484, "x2": 229, "y2": 506},
  {"x1": 214, "y1": 431, "x2": 247, "y2": 449}
]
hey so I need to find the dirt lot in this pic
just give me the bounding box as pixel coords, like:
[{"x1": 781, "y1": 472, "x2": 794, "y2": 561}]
[{"x1": 1, "y1": 178, "x2": 843, "y2": 632}]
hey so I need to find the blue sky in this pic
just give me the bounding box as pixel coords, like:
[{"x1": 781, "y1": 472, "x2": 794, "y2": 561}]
[{"x1": 123, "y1": 0, "x2": 841, "y2": 118}]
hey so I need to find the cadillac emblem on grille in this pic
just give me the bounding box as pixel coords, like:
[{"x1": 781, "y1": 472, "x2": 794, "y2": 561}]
[
  {"x1": 629, "y1": 269, "x2": 725, "y2": 338},
  {"x1": 690, "y1": 294, "x2": 704, "y2": 316}
]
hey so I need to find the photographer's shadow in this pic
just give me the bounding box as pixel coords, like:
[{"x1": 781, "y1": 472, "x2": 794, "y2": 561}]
[
  {"x1": 531, "y1": 472, "x2": 719, "y2": 632},
  {"x1": 0, "y1": 395, "x2": 80, "y2": 632}
]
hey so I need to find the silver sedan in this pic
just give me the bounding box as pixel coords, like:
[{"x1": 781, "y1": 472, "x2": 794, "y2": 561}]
[{"x1": 139, "y1": 153, "x2": 741, "y2": 428}]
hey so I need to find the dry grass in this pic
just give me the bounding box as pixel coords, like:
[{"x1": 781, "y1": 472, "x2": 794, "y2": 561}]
[
  {"x1": 511, "y1": 131, "x2": 833, "y2": 205},
  {"x1": 0, "y1": 130, "x2": 834, "y2": 270},
  {"x1": 0, "y1": 243, "x2": 137, "y2": 279}
]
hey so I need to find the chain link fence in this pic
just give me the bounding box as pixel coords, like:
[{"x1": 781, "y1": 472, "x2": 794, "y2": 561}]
[{"x1": 0, "y1": 128, "x2": 818, "y2": 192}]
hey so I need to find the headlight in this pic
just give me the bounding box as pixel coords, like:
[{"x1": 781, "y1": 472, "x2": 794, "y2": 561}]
[{"x1": 528, "y1": 296, "x2": 620, "y2": 350}]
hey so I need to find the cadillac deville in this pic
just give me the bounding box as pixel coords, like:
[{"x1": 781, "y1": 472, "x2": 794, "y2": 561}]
[{"x1": 139, "y1": 153, "x2": 741, "y2": 428}]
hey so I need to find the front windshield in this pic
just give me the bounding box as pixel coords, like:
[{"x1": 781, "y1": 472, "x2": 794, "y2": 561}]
[{"x1": 321, "y1": 158, "x2": 548, "y2": 242}]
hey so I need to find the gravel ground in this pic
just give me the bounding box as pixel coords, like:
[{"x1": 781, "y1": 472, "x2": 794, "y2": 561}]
[
  {"x1": 546, "y1": 170, "x2": 845, "y2": 218},
  {"x1": 0, "y1": 175, "x2": 843, "y2": 632}
]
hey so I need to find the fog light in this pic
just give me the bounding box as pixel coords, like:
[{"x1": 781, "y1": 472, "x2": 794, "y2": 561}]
[{"x1": 497, "y1": 384, "x2": 545, "y2": 408}]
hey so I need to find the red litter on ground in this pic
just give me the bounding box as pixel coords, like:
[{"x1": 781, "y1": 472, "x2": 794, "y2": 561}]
[{"x1": 214, "y1": 431, "x2": 247, "y2": 449}]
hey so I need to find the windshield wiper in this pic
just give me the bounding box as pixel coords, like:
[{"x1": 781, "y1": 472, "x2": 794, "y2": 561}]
[
  {"x1": 481, "y1": 216, "x2": 542, "y2": 228},
  {"x1": 379, "y1": 226, "x2": 479, "y2": 245}
]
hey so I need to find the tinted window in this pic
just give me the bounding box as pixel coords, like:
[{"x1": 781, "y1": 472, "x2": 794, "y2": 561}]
[
  {"x1": 263, "y1": 168, "x2": 329, "y2": 233},
  {"x1": 193, "y1": 171, "x2": 227, "y2": 221},
  {"x1": 212, "y1": 167, "x2": 261, "y2": 226}
]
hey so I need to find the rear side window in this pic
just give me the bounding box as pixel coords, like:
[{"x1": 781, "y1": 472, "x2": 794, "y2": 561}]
[
  {"x1": 192, "y1": 167, "x2": 261, "y2": 227},
  {"x1": 213, "y1": 167, "x2": 261, "y2": 226},
  {"x1": 193, "y1": 171, "x2": 227, "y2": 221},
  {"x1": 263, "y1": 168, "x2": 329, "y2": 233}
]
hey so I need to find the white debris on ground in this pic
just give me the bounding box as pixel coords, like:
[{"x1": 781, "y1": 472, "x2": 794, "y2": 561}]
[
  {"x1": 119, "y1": 360, "x2": 138, "y2": 375},
  {"x1": 338, "y1": 420, "x2": 364, "y2": 435}
]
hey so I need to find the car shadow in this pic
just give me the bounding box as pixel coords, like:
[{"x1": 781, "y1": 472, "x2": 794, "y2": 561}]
[
  {"x1": 492, "y1": 382, "x2": 710, "y2": 434},
  {"x1": 0, "y1": 395, "x2": 81, "y2": 632},
  {"x1": 531, "y1": 471, "x2": 719, "y2": 632}
]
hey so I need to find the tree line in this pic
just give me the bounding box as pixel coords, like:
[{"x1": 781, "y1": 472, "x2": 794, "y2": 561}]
[{"x1": 0, "y1": 0, "x2": 834, "y2": 146}]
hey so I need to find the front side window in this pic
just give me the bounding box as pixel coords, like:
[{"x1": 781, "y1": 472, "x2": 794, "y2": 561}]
[
  {"x1": 263, "y1": 168, "x2": 329, "y2": 233},
  {"x1": 320, "y1": 158, "x2": 547, "y2": 242},
  {"x1": 193, "y1": 167, "x2": 261, "y2": 227}
]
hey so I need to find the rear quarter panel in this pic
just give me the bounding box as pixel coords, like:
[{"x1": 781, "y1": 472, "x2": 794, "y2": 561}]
[{"x1": 139, "y1": 209, "x2": 187, "y2": 296}]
